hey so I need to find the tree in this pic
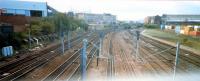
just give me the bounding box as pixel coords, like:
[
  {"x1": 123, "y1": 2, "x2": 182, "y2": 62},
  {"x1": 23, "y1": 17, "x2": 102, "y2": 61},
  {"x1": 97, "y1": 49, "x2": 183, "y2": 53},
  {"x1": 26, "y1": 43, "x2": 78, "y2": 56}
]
[
  {"x1": 30, "y1": 20, "x2": 42, "y2": 36},
  {"x1": 119, "y1": 22, "x2": 131, "y2": 29},
  {"x1": 29, "y1": 12, "x2": 89, "y2": 36},
  {"x1": 40, "y1": 21, "x2": 55, "y2": 35}
]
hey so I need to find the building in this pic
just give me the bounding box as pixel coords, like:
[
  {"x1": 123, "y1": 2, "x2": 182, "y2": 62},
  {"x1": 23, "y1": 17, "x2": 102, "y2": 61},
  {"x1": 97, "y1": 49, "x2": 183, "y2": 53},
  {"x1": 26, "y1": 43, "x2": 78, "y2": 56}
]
[
  {"x1": 0, "y1": 15, "x2": 28, "y2": 32},
  {"x1": 0, "y1": 0, "x2": 57, "y2": 33},
  {"x1": 102, "y1": 14, "x2": 117, "y2": 25},
  {"x1": 75, "y1": 13, "x2": 117, "y2": 29},
  {"x1": 144, "y1": 15, "x2": 161, "y2": 25},
  {"x1": 67, "y1": 12, "x2": 75, "y2": 17},
  {"x1": 0, "y1": 0, "x2": 56, "y2": 17},
  {"x1": 161, "y1": 14, "x2": 200, "y2": 36},
  {"x1": 154, "y1": 15, "x2": 161, "y2": 25},
  {"x1": 0, "y1": 1, "x2": 59, "y2": 50},
  {"x1": 144, "y1": 16, "x2": 152, "y2": 24}
]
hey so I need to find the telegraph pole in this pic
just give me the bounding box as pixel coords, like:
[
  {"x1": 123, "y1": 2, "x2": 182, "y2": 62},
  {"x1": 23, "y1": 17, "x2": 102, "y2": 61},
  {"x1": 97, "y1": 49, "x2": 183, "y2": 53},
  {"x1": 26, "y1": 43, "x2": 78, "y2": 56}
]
[
  {"x1": 81, "y1": 39, "x2": 88, "y2": 81},
  {"x1": 60, "y1": 22, "x2": 65, "y2": 54},
  {"x1": 135, "y1": 30, "x2": 140, "y2": 61},
  {"x1": 27, "y1": 24, "x2": 32, "y2": 49},
  {"x1": 173, "y1": 42, "x2": 180, "y2": 80},
  {"x1": 99, "y1": 32, "x2": 103, "y2": 56},
  {"x1": 97, "y1": 48, "x2": 99, "y2": 66},
  {"x1": 68, "y1": 31, "x2": 71, "y2": 49},
  {"x1": 61, "y1": 32, "x2": 65, "y2": 54},
  {"x1": 97, "y1": 32, "x2": 104, "y2": 66}
]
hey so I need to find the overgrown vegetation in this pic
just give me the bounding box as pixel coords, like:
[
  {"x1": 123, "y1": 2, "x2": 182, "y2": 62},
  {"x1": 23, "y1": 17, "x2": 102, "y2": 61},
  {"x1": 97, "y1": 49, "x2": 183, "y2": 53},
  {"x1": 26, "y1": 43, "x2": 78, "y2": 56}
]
[
  {"x1": 10, "y1": 13, "x2": 89, "y2": 51},
  {"x1": 118, "y1": 22, "x2": 131, "y2": 29},
  {"x1": 30, "y1": 13, "x2": 88, "y2": 36},
  {"x1": 16, "y1": 13, "x2": 88, "y2": 40}
]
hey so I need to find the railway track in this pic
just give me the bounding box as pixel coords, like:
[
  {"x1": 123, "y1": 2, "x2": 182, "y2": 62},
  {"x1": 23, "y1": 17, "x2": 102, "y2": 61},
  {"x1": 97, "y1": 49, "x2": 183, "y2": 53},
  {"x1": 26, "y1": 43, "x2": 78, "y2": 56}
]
[
  {"x1": 0, "y1": 33, "x2": 87, "y2": 73},
  {"x1": 128, "y1": 30, "x2": 200, "y2": 74},
  {"x1": 107, "y1": 32, "x2": 114, "y2": 79},
  {"x1": 129, "y1": 30, "x2": 200, "y2": 73},
  {"x1": 141, "y1": 36, "x2": 200, "y2": 70},
  {"x1": 125, "y1": 30, "x2": 170, "y2": 74},
  {"x1": 42, "y1": 35, "x2": 99, "y2": 81},
  {"x1": 120, "y1": 47, "x2": 136, "y2": 76},
  {"x1": 140, "y1": 40, "x2": 179, "y2": 73},
  {"x1": 0, "y1": 32, "x2": 87, "y2": 70},
  {"x1": 139, "y1": 45, "x2": 171, "y2": 74},
  {"x1": 65, "y1": 42, "x2": 99, "y2": 81},
  {"x1": 62, "y1": 31, "x2": 113, "y2": 81},
  {"x1": 0, "y1": 32, "x2": 90, "y2": 81}
]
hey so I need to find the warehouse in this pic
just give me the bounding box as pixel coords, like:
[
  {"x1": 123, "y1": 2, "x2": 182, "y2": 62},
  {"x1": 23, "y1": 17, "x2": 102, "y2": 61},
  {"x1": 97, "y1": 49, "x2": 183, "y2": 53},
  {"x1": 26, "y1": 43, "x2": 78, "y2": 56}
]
[
  {"x1": 0, "y1": 0, "x2": 55, "y2": 17},
  {"x1": 161, "y1": 14, "x2": 200, "y2": 36},
  {"x1": 0, "y1": 0, "x2": 58, "y2": 33}
]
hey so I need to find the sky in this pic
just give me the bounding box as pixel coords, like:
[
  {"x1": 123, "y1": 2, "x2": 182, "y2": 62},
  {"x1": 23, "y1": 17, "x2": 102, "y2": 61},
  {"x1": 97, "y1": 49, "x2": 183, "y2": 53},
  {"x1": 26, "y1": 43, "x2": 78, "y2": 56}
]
[{"x1": 19, "y1": 0, "x2": 200, "y2": 21}]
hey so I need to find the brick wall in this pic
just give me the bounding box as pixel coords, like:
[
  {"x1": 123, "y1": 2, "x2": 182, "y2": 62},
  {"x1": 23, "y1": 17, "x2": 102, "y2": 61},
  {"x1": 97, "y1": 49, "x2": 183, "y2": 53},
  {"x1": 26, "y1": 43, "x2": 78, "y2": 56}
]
[{"x1": 0, "y1": 15, "x2": 30, "y2": 32}]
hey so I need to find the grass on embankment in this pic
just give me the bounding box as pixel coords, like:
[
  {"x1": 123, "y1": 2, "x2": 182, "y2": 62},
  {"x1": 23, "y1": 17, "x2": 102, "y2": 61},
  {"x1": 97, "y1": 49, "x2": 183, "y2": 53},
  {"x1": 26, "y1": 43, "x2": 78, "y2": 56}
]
[{"x1": 143, "y1": 29, "x2": 200, "y2": 50}]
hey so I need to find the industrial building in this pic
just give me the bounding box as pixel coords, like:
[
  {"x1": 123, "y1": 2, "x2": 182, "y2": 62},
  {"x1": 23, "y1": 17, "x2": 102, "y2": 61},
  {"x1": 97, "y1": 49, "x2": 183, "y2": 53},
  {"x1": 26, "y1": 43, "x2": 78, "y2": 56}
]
[
  {"x1": 0, "y1": 0, "x2": 56, "y2": 17},
  {"x1": 161, "y1": 14, "x2": 200, "y2": 36},
  {"x1": 0, "y1": 0, "x2": 57, "y2": 33},
  {"x1": 145, "y1": 14, "x2": 200, "y2": 36},
  {"x1": 144, "y1": 15, "x2": 161, "y2": 25},
  {"x1": 0, "y1": 0, "x2": 58, "y2": 51}
]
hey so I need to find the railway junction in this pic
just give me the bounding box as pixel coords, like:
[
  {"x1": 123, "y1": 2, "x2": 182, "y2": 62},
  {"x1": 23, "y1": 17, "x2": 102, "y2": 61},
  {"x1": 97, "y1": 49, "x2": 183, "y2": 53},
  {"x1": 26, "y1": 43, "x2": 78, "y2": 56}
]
[{"x1": 0, "y1": 29, "x2": 199, "y2": 81}]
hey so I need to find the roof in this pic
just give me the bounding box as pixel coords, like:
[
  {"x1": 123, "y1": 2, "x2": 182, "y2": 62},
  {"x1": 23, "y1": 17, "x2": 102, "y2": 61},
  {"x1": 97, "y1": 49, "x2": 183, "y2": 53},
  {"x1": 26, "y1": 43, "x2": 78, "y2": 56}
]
[
  {"x1": 76, "y1": 13, "x2": 115, "y2": 16},
  {"x1": 0, "y1": 0, "x2": 47, "y2": 11},
  {"x1": 162, "y1": 14, "x2": 200, "y2": 22},
  {"x1": 166, "y1": 20, "x2": 200, "y2": 22}
]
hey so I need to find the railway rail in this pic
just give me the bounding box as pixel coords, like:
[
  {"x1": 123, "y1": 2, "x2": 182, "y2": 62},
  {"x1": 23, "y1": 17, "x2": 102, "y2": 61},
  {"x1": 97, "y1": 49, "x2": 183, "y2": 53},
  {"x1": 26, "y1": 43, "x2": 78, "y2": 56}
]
[
  {"x1": 107, "y1": 32, "x2": 114, "y2": 79},
  {"x1": 66, "y1": 42, "x2": 99, "y2": 81},
  {"x1": 140, "y1": 36, "x2": 200, "y2": 71},
  {"x1": 0, "y1": 32, "x2": 90, "y2": 81},
  {"x1": 42, "y1": 35, "x2": 99, "y2": 81},
  {"x1": 128, "y1": 30, "x2": 200, "y2": 74}
]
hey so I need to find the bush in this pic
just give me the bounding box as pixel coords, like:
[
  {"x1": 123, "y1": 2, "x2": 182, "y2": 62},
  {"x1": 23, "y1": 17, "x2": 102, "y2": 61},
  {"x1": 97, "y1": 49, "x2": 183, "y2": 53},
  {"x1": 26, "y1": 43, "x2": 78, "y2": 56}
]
[{"x1": 144, "y1": 24, "x2": 159, "y2": 29}]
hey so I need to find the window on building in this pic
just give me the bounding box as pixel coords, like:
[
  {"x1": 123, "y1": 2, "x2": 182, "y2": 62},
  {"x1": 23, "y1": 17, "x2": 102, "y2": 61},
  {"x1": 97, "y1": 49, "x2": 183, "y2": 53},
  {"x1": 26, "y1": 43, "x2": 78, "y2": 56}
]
[
  {"x1": 16, "y1": 9, "x2": 26, "y2": 15},
  {"x1": 30, "y1": 10, "x2": 42, "y2": 17},
  {"x1": 6, "y1": 9, "x2": 15, "y2": 14}
]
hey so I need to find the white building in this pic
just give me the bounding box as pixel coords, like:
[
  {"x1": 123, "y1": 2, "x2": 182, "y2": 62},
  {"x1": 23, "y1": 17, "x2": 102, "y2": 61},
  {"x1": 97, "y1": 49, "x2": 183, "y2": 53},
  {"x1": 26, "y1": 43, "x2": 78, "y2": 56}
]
[{"x1": 75, "y1": 13, "x2": 116, "y2": 29}]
